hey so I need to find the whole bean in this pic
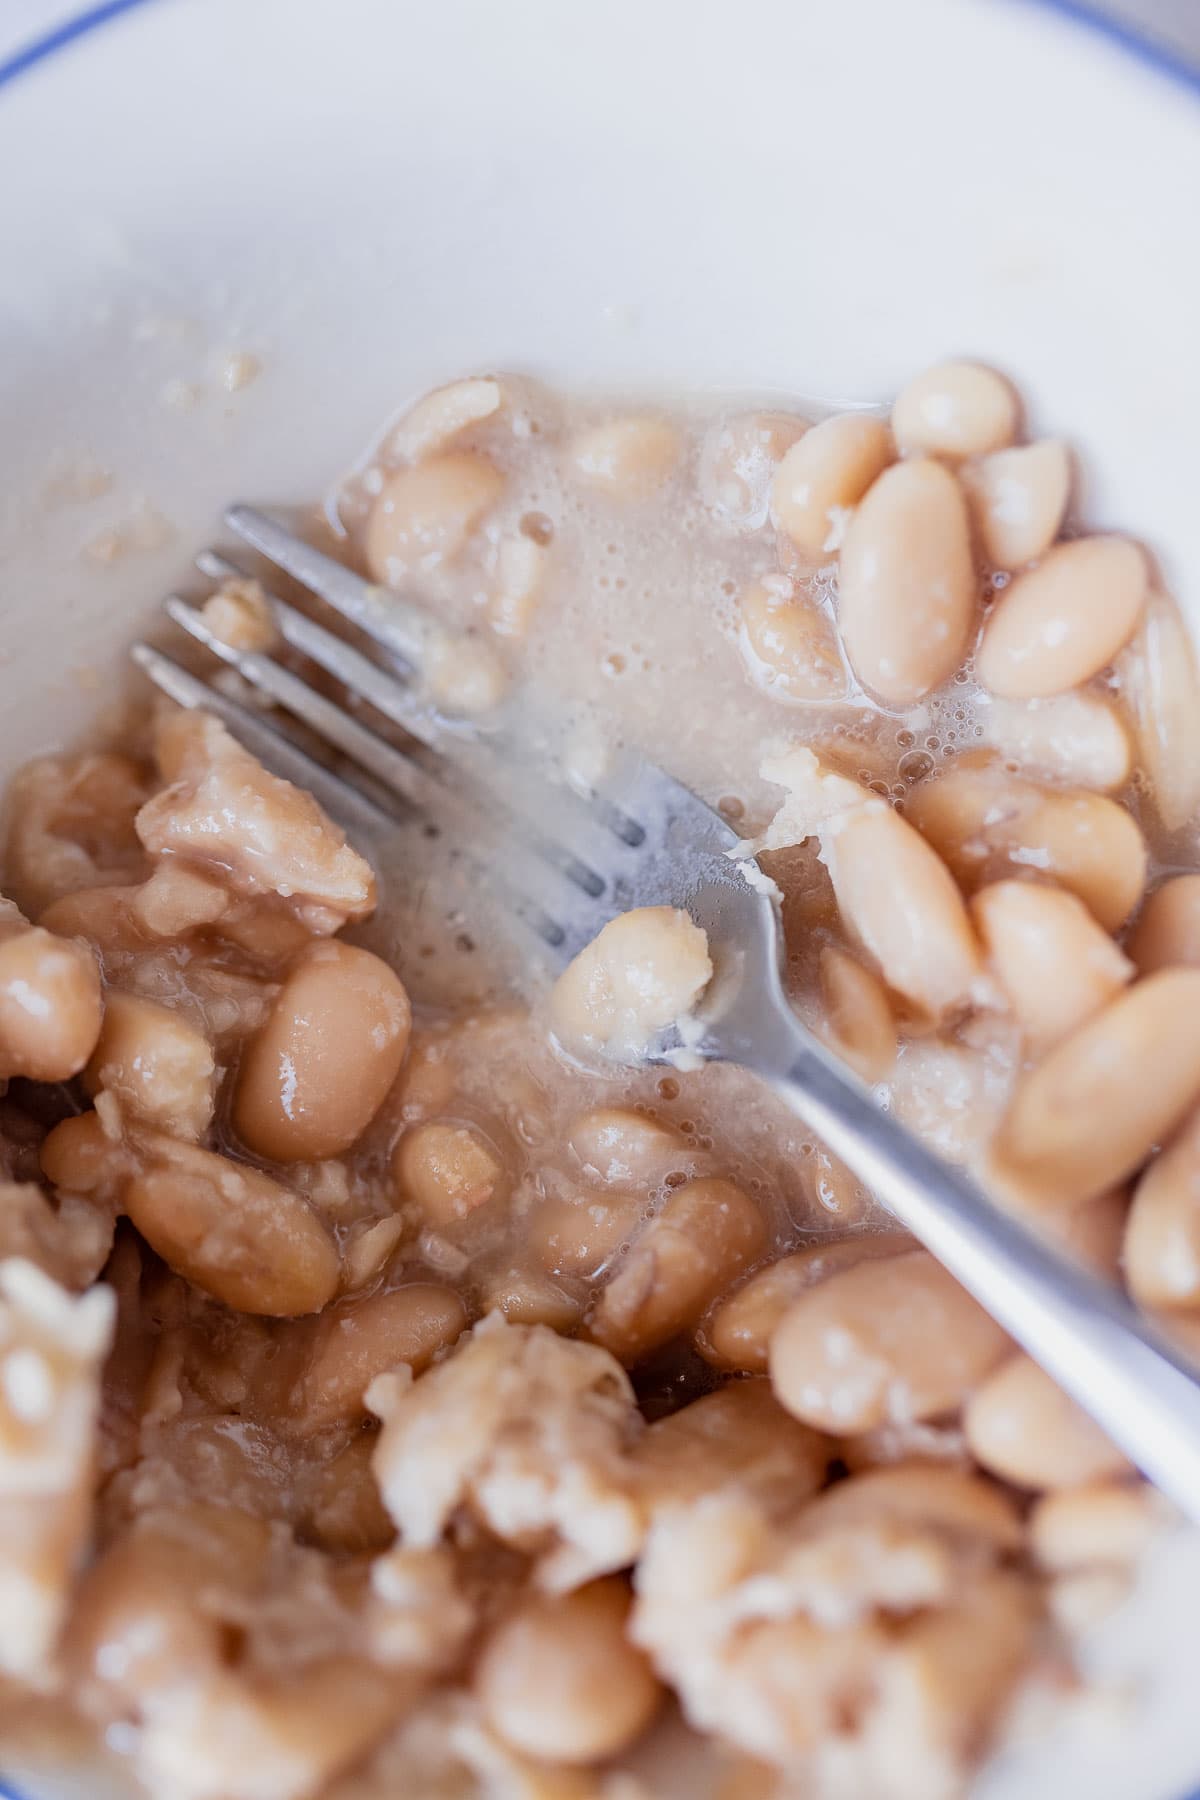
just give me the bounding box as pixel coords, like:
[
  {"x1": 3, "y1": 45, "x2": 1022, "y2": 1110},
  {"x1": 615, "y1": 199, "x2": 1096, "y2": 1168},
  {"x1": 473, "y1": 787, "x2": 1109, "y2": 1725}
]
[
  {"x1": 527, "y1": 1191, "x2": 643, "y2": 1279},
  {"x1": 970, "y1": 880, "x2": 1132, "y2": 1052},
  {"x1": 977, "y1": 537, "x2": 1146, "y2": 700},
  {"x1": 1121, "y1": 589, "x2": 1200, "y2": 830},
  {"x1": 0, "y1": 921, "x2": 102, "y2": 1082},
  {"x1": 289, "y1": 1284, "x2": 467, "y2": 1430},
  {"x1": 84, "y1": 989, "x2": 215, "y2": 1138},
  {"x1": 589, "y1": 1177, "x2": 766, "y2": 1365},
  {"x1": 770, "y1": 1249, "x2": 1010, "y2": 1432},
  {"x1": 838, "y1": 458, "x2": 976, "y2": 705},
  {"x1": 769, "y1": 413, "x2": 893, "y2": 559},
  {"x1": 233, "y1": 941, "x2": 411, "y2": 1163},
  {"x1": 569, "y1": 417, "x2": 679, "y2": 502},
  {"x1": 393, "y1": 1120, "x2": 505, "y2": 1229},
  {"x1": 819, "y1": 945, "x2": 896, "y2": 1081},
  {"x1": 698, "y1": 1235, "x2": 912, "y2": 1372},
  {"x1": 365, "y1": 452, "x2": 504, "y2": 583},
  {"x1": 739, "y1": 579, "x2": 847, "y2": 702},
  {"x1": 1128, "y1": 875, "x2": 1200, "y2": 976},
  {"x1": 125, "y1": 1135, "x2": 340, "y2": 1316},
  {"x1": 1124, "y1": 1107, "x2": 1200, "y2": 1310},
  {"x1": 959, "y1": 439, "x2": 1070, "y2": 568},
  {"x1": 892, "y1": 361, "x2": 1019, "y2": 458},
  {"x1": 991, "y1": 971, "x2": 1200, "y2": 1206},
  {"x1": 823, "y1": 798, "x2": 988, "y2": 1018},
  {"x1": 1030, "y1": 1480, "x2": 1164, "y2": 1571},
  {"x1": 906, "y1": 760, "x2": 1146, "y2": 932},
  {"x1": 978, "y1": 690, "x2": 1131, "y2": 791},
  {"x1": 804, "y1": 1459, "x2": 1023, "y2": 1551},
  {"x1": 477, "y1": 1578, "x2": 662, "y2": 1763},
  {"x1": 567, "y1": 1108, "x2": 687, "y2": 1186},
  {"x1": 965, "y1": 1353, "x2": 1130, "y2": 1489}
]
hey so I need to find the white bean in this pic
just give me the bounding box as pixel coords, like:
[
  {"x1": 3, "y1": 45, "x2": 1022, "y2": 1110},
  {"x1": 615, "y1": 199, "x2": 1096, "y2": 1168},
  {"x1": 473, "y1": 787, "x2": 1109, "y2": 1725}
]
[
  {"x1": 978, "y1": 537, "x2": 1146, "y2": 700},
  {"x1": 838, "y1": 459, "x2": 976, "y2": 705},
  {"x1": 960, "y1": 440, "x2": 1071, "y2": 568},
  {"x1": 892, "y1": 361, "x2": 1019, "y2": 458}
]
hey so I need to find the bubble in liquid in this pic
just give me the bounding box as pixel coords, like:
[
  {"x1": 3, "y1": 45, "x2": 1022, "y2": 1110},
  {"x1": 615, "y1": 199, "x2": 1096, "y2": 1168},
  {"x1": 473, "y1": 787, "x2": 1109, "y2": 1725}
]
[
  {"x1": 602, "y1": 652, "x2": 627, "y2": 677},
  {"x1": 657, "y1": 1076, "x2": 680, "y2": 1101},
  {"x1": 896, "y1": 730, "x2": 916, "y2": 749},
  {"x1": 718, "y1": 794, "x2": 746, "y2": 822},
  {"x1": 519, "y1": 510, "x2": 554, "y2": 544}
]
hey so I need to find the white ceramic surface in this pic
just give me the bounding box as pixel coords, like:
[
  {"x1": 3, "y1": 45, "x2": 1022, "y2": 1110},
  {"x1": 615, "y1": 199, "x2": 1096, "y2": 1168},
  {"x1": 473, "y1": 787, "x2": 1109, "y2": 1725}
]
[{"x1": 1, "y1": 2, "x2": 1199, "y2": 1796}]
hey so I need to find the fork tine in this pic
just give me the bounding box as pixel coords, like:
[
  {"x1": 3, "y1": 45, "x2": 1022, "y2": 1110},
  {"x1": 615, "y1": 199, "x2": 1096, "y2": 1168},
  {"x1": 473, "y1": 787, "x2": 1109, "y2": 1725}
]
[
  {"x1": 163, "y1": 597, "x2": 442, "y2": 818},
  {"x1": 129, "y1": 643, "x2": 397, "y2": 838},
  {"x1": 133, "y1": 642, "x2": 573, "y2": 954},
  {"x1": 225, "y1": 504, "x2": 427, "y2": 675},
  {"x1": 222, "y1": 506, "x2": 650, "y2": 858},
  {"x1": 165, "y1": 595, "x2": 608, "y2": 920}
]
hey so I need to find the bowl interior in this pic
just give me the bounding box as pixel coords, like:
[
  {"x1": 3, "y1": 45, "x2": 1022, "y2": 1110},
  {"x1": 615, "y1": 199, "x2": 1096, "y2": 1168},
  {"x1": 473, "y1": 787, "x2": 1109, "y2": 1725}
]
[{"x1": 1, "y1": 3, "x2": 1199, "y2": 1797}]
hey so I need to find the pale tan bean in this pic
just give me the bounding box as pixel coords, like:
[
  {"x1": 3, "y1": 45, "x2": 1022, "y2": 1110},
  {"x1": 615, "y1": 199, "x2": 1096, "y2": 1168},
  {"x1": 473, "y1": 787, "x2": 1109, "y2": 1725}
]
[
  {"x1": 387, "y1": 376, "x2": 503, "y2": 461},
  {"x1": 770, "y1": 1249, "x2": 1010, "y2": 1432},
  {"x1": 960, "y1": 439, "x2": 1071, "y2": 569},
  {"x1": 527, "y1": 1191, "x2": 643, "y2": 1279},
  {"x1": 488, "y1": 535, "x2": 546, "y2": 639},
  {"x1": 1120, "y1": 590, "x2": 1200, "y2": 830},
  {"x1": 965, "y1": 1353, "x2": 1130, "y2": 1489},
  {"x1": 1030, "y1": 1481, "x2": 1165, "y2": 1571},
  {"x1": 39, "y1": 1109, "x2": 131, "y2": 1202},
  {"x1": 1128, "y1": 876, "x2": 1200, "y2": 975},
  {"x1": 838, "y1": 458, "x2": 976, "y2": 705},
  {"x1": 233, "y1": 941, "x2": 411, "y2": 1163},
  {"x1": 569, "y1": 416, "x2": 679, "y2": 502},
  {"x1": 769, "y1": 413, "x2": 893, "y2": 559},
  {"x1": 892, "y1": 360, "x2": 1019, "y2": 458},
  {"x1": 738, "y1": 578, "x2": 847, "y2": 702},
  {"x1": 365, "y1": 452, "x2": 504, "y2": 584},
  {"x1": 84, "y1": 990, "x2": 215, "y2": 1138},
  {"x1": 819, "y1": 945, "x2": 897, "y2": 1081},
  {"x1": 978, "y1": 690, "x2": 1132, "y2": 791},
  {"x1": 992, "y1": 971, "x2": 1200, "y2": 1206},
  {"x1": 293, "y1": 1432, "x2": 394, "y2": 1554},
  {"x1": 550, "y1": 906, "x2": 712, "y2": 1061},
  {"x1": 289, "y1": 1284, "x2": 467, "y2": 1430},
  {"x1": 1047, "y1": 1568, "x2": 1131, "y2": 1635},
  {"x1": 824, "y1": 798, "x2": 988, "y2": 1017},
  {"x1": 905, "y1": 761, "x2": 1146, "y2": 932},
  {"x1": 970, "y1": 881, "x2": 1132, "y2": 1052},
  {"x1": 65, "y1": 1506, "x2": 272, "y2": 1706},
  {"x1": 758, "y1": 748, "x2": 988, "y2": 1018},
  {"x1": 697, "y1": 1235, "x2": 913, "y2": 1372},
  {"x1": 700, "y1": 410, "x2": 808, "y2": 530},
  {"x1": 393, "y1": 1120, "x2": 506, "y2": 1229},
  {"x1": 476, "y1": 1261, "x2": 585, "y2": 1332},
  {"x1": 803, "y1": 1460, "x2": 1023, "y2": 1551},
  {"x1": 567, "y1": 1108, "x2": 687, "y2": 1187},
  {"x1": 477, "y1": 1578, "x2": 663, "y2": 1763},
  {"x1": 978, "y1": 537, "x2": 1146, "y2": 700},
  {"x1": 589, "y1": 1177, "x2": 766, "y2": 1365},
  {"x1": 125, "y1": 1135, "x2": 340, "y2": 1316},
  {"x1": 634, "y1": 1379, "x2": 831, "y2": 1509},
  {"x1": 0, "y1": 922, "x2": 103, "y2": 1081},
  {"x1": 1124, "y1": 1106, "x2": 1200, "y2": 1309}
]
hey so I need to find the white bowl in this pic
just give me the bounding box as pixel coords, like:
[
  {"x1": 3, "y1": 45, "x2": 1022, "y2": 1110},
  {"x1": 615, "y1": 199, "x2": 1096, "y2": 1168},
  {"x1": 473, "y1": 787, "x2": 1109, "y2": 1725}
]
[{"x1": 0, "y1": 3, "x2": 1199, "y2": 1796}]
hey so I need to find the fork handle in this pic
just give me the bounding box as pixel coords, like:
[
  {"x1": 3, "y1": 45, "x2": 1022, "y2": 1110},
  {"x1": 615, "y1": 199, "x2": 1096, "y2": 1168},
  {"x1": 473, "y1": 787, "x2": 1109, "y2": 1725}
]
[{"x1": 758, "y1": 1024, "x2": 1200, "y2": 1521}]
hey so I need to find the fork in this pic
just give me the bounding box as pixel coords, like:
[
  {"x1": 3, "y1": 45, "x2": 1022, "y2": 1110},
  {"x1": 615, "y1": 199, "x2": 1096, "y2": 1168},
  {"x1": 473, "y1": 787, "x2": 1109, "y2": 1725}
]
[{"x1": 134, "y1": 504, "x2": 1200, "y2": 1523}]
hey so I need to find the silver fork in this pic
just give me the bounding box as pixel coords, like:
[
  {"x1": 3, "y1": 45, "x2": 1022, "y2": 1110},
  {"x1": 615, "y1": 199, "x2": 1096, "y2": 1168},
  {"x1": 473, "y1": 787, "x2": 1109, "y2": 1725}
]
[{"x1": 135, "y1": 505, "x2": 1200, "y2": 1523}]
